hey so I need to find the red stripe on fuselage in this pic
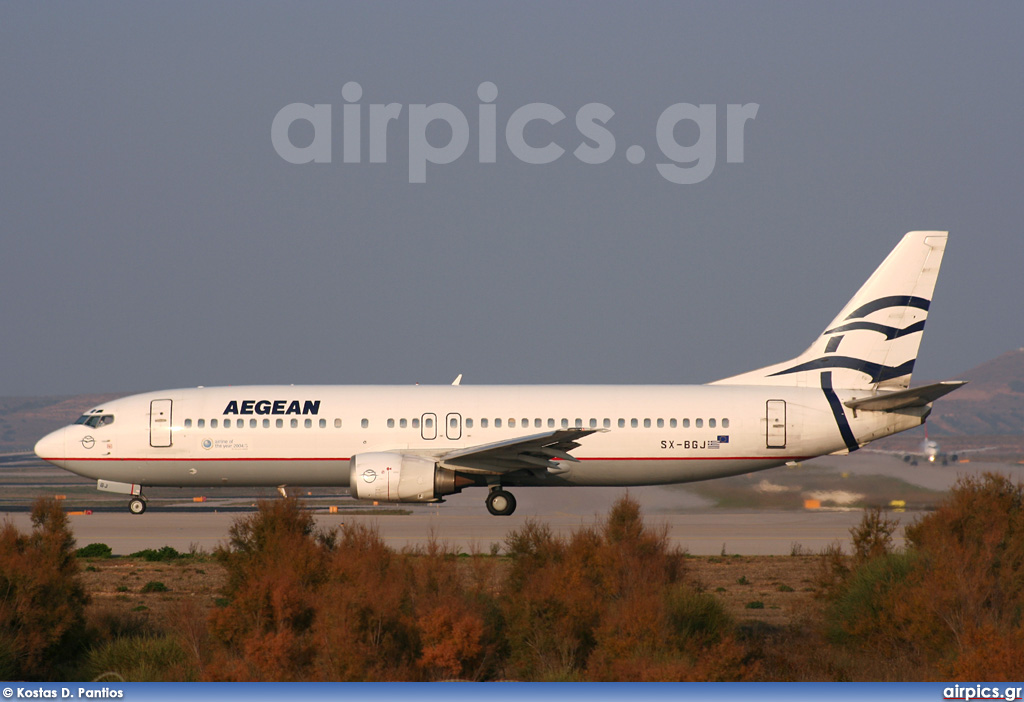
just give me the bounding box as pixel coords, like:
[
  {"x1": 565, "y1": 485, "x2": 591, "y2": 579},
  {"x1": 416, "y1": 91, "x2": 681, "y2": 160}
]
[{"x1": 53, "y1": 455, "x2": 811, "y2": 463}]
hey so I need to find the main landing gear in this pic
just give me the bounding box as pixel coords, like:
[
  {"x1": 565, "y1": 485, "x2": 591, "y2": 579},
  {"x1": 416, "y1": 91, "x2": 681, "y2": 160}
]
[
  {"x1": 486, "y1": 487, "x2": 517, "y2": 516},
  {"x1": 128, "y1": 496, "x2": 148, "y2": 515}
]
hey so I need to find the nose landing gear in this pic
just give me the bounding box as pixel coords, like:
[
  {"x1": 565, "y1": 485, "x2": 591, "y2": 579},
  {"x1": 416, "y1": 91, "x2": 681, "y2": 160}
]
[{"x1": 485, "y1": 487, "x2": 517, "y2": 516}]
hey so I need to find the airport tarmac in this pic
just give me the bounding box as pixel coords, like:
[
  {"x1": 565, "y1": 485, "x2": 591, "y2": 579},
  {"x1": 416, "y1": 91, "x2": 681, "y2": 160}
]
[
  {"x1": 2, "y1": 455, "x2": 1021, "y2": 556},
  {"x1": 2, "y1": 488, "x2": 890, "y2": 556}
]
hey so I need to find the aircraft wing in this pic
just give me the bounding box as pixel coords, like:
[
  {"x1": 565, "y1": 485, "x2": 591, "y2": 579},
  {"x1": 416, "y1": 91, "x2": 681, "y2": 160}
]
[
  {"x1": 439, "y1": 428, "x2": 601, "y2": 474},
  {"x1": 844, "y1": 380, "x2": 967, "y2": 412},
  {"x1": 948, "y1": 446, "x2": 998, "y2": 456},
  {"x1": 861, "y1": 448, "x2": 913, "y2": 457}
]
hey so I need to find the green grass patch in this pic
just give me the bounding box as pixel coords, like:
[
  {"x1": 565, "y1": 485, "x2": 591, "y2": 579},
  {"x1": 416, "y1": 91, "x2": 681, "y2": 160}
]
[
  {"x1": 130, "y1": 546, "x2": 185, "y2": 562},
  {"x1": 76, "y1": 542, "x2": 113, "y2": 558}
]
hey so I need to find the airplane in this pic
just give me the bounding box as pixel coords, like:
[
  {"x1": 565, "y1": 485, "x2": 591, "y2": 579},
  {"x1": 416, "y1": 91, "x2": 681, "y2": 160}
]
[
  {"x1": 35, "y1": 230, "x2": 964, "y2": 516},
  {"x1": 865, "y1": 431, "x2": 994, "y2": 466}
]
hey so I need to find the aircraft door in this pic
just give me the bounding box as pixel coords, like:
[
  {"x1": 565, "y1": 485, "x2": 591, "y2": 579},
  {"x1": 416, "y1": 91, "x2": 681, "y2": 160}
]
[
  {"x1": 446, "y1": 413, "x2": 462, "y2": 440},
  {"x1": 766, "y1": 400, "x2": 786, "y2": 448},
  {"x1": 150, "y1": 399, "x2": 173, "y2": 448},
  {"x1": 421, "y1": 413, "x2": 437, "y2": 440}
]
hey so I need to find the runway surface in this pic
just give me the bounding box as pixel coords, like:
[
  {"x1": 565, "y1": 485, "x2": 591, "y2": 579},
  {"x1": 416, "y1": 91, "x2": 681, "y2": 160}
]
[
  {"x1": 3, "y1": 488, "x2": 889, "y2": 556},
  {"x1": 2, "y1": 455, "x2": 1021, "y2": 556}
]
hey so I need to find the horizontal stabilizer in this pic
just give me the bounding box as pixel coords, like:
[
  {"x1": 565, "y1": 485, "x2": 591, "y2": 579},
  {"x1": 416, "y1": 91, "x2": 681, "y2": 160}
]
[{"x1": 844, "y1": 380, "x2": 966, "y2": 412}]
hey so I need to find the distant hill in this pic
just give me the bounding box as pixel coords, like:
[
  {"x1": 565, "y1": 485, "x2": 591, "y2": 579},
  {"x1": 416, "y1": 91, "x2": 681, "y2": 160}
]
[
  {"x1": 925, "y1": 348, "x2": 1024, "y2": 436},
  {"x1": 0, "y1": 394, "x2": 122, "y2": 452}
]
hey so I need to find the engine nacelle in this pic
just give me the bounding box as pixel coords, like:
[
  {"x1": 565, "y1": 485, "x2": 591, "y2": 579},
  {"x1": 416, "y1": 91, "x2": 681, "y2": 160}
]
[{"x1": 349, "y1": 452, "x2": 467, "y2": 503}]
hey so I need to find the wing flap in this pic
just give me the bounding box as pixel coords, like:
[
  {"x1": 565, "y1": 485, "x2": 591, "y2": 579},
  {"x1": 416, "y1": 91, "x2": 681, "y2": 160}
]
[
  {"x1": 844, "y1": 380, "x2": 967, "y2": 412},
  {"x1": 440, "y1": 428, "x2": 600, "y2": 474}
]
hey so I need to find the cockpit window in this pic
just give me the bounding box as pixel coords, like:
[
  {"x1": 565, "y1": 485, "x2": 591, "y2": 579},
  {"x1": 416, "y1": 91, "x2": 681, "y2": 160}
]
[{"x1": 76, "y1": 414, "x2": 114, "y2": 428}]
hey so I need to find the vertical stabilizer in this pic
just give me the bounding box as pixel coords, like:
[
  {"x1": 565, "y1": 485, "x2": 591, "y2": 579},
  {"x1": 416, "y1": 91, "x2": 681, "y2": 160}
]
[{"x1": 712, "y1": 231, "x2": 947, "y2": 391}]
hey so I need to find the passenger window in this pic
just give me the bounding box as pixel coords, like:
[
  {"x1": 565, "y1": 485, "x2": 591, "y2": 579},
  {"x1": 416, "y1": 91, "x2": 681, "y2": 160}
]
[
  {"x1": 509, "y1": 419, "x2": 516, "y2": 428},
  {"x1": 387, "y1": 418, "x2": 395, "y2": 428},
  {"x1": 197, "y1": 419, "x2": 205, "y2": 428},
  {"x1": 305, "y1": 419, "x2": 312, "y2": 428},
  {"x1": 425, "y1": 417, "x2": 433, "y2": 429},
  {"x1": 480, "y1": 418, "x2": 488, "y2": 428},
  {"x1": 250, "y1": 419, "x2": 257, "y2": 428},
  {"x1": 400, "y1": 418, "x2": 408, "y2": 428},
  {"x1": 722, "y1": 418, "x2": 730, "y2": 428},
  {"x1": 494, "y1": 418, "x2": 502, "y2": 428},
  {"x1": 657, "y1": 419, "x2": 664, "y2": 428},
  {"x1": 184, "y1": 419, "x2": 192, "y2": 428},
  {"x1": 618, "y1": 419, "x2": 625, "y2": 428},
  {"x1": 696, "y1": 418, "x2": 704, "y2": 428},
  {"x1": 709, "y1": 418, "x2": 716, "y2": 428},
  {"x1": 211, "y1": 419, "x2": 218, "y2": 428},
  {"x1": 335, "y1": 418, "x2": 342, "y2": 428},
  {"x1": 631, "y1": 419, "x2": 638, "y2": 428},
  {"x1": 670, "y1": 419, "x2": 677, "y2": 428},
  {"x1": 412, "y1": 418, "x2": 420, "y2": 428},
  {"x1": 644, "y1": 418, "x2": 651, "y2": 428},
  {"x1": 450, "y1": 417, "x2": 458, "y2": 429},
  {"x1": 291, "y1": 419, "x2": 298, "y2": 428},
  {"x1": 561, "y1": 418, "x2": 568, "y2": 429},
  {"x1": 319, "y1": 419, "x2": 326, "y2": 428},
  {"x1": 362, "y1": 419, "x2": 369, "y2": 429},
  {"x1": 603, "y1": 418, "x2": 611, "y2": 429},
  {"x1": 590, "y1": 418, "x2": 597, "y2": 429},
  {"x1": 465, "y1": 418, "x2": 473, "y2": 429},
  {"x1": 548, "y1": 418, "x2": 555, "y2": 428},
  {"x1": 683, "y1": 419, "x2": 690, "y2": 428},
  {"x1": 574, "y1": 418, "x2": 582, "y2": 428},
  {"x1": 276, "y1": 419, "x2": 283, "y2": 428},
  {"x1": 264, "y1": 419, "x2": 271, "y2": 428}
]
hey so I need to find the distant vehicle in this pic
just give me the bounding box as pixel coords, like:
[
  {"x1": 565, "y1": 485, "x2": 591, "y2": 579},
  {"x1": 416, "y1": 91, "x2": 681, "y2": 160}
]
[
  {"x1": 867, "y1": 436, "x2": 994, "y2": 466},
  {"x1": 35, "y1": 231, "x2": 965, "y2": 515}
]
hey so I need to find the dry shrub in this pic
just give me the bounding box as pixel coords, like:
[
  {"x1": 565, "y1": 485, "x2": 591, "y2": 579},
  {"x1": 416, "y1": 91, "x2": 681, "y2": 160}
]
[
  {"x1": 500, "y1": 495, "x2": 749, "y2": 681},
  {"x1": 308, "y1": 522, "x2": 418, "y2": 680},
  {"x1": 207, "y1": 498, "x2": 332, "y2": 680},
  {"x1": 823, "y1": 473, "x2": 1024, "y2": 679},
  {"x1": 207, "y1": 500, "x2": 505, "y2": 681},
  {"x1": 850, "y1": 507, "x2": 898, "y2": 563},
  {"x1": 0, "y1": 498, "x2": 89, "y2": 679},
  {"x1": 902, "y1": 473, "x2": 1024, "y2": 676}
]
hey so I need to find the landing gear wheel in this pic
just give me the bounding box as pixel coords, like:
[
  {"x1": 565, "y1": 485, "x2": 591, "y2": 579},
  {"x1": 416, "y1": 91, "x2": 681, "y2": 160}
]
[
  {"x1": 128, "y1": 497, "x2": 147, "y2": 515},
  {"x1": 486, "y1": 489, "x2": 517, "y2": 516}
]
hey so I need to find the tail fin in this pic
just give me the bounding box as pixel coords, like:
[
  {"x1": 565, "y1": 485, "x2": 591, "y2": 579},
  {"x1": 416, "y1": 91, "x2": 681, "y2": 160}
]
[{"x1": 712, "y1": 231, "x2": 948, "y2": 391}]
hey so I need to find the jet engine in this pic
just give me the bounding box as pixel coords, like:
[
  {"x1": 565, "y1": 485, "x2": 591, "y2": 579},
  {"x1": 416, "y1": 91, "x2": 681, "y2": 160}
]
[{"x1": 348, "y1": 452, "x2": 469, "y2": 502}]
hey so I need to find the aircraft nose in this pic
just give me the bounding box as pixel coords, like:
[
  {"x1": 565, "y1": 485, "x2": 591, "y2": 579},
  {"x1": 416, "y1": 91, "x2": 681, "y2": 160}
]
[{"x1": 34, "y1": 427, "x2": 66, "y2": 465}]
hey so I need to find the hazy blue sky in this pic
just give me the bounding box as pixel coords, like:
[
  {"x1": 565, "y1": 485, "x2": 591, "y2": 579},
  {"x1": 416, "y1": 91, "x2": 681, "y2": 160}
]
[{"x1": 2, "y1": 2, "x2": 1022, "y2": 396}]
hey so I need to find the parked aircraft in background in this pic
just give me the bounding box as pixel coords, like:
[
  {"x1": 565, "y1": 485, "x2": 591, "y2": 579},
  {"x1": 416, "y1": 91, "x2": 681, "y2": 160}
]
[{"x1": 35, "y1": 231, "x2": 963, "y2": 515}]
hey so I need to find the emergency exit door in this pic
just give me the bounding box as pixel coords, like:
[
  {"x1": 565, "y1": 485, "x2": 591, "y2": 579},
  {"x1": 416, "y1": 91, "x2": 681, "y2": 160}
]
[
  {"x1": 150, "y1": 399, "x2": 173, "y2": 448},
  {"x1": 766, "y1": 400, "x2": 786, "y2": 449}
]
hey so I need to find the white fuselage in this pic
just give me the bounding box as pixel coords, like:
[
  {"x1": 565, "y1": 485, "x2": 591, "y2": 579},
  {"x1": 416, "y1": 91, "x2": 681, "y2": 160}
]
[{"x1": 35, "y1": 383, "x2": 921, "y2": 490}]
